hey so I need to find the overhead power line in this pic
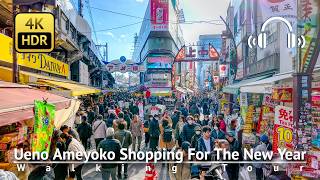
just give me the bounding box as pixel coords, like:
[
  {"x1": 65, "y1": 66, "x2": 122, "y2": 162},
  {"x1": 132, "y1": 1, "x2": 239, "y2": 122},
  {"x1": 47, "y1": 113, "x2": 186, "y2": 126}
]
[
  {"x1": 85, "y1": 0, "x2": 98, "y2": 43},
  {"x1": 80, "y1": 21, "x2": 143, "y2": 33}
]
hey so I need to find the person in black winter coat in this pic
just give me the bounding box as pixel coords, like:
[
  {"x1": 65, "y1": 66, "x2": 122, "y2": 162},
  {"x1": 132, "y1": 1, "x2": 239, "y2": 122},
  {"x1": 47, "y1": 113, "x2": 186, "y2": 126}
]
[
  {"x1": 180, "y1": 105, "x2": 189, "y2": 117},
  {"x1": 98, "y1": 128, "x2": 121, "y2": 180},
  {"x1": 77, "y1": 116, "x2": 92, "y2": 150},
  {"x1": 202, "y1": 103, "x2": 210, "y2": 115},
  {"x1": 182, "y1": 116, "x2": 199, "y2": 143},
  {"x1": 148, "y1": 114, "x2": 160, "y2": 151},
  {"x1": 189, "y1": 103, "x2": 200, "y2": 116},
  {"x1": 225, "y1": 132, "x2": 242, "y2": 180},
  {"x1": 171, "y1": 111, "x2": 181, "y2": 130}
]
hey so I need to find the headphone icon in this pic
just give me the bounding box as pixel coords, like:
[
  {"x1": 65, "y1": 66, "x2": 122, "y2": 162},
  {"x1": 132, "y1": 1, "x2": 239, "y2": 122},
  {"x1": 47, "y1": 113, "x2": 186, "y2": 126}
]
[{"x1": 248, "y1": 17, "x2": 305, "y2": 49}]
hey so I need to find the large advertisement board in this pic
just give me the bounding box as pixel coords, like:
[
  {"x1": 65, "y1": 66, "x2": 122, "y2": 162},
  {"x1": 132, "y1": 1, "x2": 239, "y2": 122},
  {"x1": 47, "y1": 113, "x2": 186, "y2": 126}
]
[{"x1": 151, "y1": 0, "x2": 169, "y2": 31}]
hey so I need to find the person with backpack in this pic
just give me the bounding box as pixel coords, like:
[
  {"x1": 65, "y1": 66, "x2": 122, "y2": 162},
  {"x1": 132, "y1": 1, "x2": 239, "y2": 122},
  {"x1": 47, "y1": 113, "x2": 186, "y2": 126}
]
[
  {"x1": 87, "y1": 107, "x2": 96, "y2": 124},
  {"x1": 77, "y1": 116, "x2": 92, "y2": 150},
  {"x1": 254, "y1": 134, "x2": 272, "y2": 180},
  {"x1": 107, "y1": 113, "x2": 117, "y2": 128},
  {"x1": 114, "y1": 122, "x2": 132, "y2": 179},
  {"x1": 159, "y1": 119, "x2": 175, "y2": 150},
  {"x1": 92, "y1": 115, "x2": 108, "y2": 149},
  {"x1": 149, "y1": 114, "x2": 161, "y2": 151},
  {"x1": 130, "y1": 115, "x2": 144, "y2": 151}
]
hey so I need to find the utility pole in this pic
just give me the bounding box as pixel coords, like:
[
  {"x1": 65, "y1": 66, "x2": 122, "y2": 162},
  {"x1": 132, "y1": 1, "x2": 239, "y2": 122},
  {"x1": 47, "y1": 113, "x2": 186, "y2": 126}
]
[{"x1": 12, "y1": 4, "x2": 18, "y2": 83}]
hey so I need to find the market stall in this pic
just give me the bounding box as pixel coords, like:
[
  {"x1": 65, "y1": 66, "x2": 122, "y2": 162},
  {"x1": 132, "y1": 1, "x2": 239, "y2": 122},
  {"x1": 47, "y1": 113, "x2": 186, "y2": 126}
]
[{"x1": 0, "y1": 81, "x2": 71, "y2": 178}]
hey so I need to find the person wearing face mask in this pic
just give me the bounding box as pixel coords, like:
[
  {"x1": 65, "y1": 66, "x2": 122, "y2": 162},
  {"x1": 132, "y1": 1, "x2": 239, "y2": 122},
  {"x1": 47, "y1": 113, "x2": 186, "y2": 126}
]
[
  {"x1": 181, "y1": 116, "x2": 199, "y2": 143},
  {"x1": 149, "y1": 114, "x2": 161, "y2": 151},
  {"x1": 211, "y1": 123, "x2": 226, "y2": 141},
  {"x1": 190, "y1": 126, "x2": 202, "y2": 150}
]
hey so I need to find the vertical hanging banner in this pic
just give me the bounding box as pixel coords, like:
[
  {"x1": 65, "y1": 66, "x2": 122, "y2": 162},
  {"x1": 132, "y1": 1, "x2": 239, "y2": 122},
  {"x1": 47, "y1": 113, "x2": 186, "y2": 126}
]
[
  {"x1": 273, "y1": 105, "x2": 294, "y2": 153},
  {"x1": 150, "y1": 0, "x2": 169, "y2": 31},
  {"x1": 32, "y1": 100, "x2": 55, "y2": 153},
  {"x1": 219, "y1": 64, "x2": 228, "y2": 77}
]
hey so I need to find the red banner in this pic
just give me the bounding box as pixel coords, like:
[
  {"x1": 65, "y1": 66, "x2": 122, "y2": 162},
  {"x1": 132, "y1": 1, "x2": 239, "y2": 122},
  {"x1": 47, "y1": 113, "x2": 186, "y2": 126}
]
[{"x1": 151, "y1": 0, "x2": 169, "y2": 31}]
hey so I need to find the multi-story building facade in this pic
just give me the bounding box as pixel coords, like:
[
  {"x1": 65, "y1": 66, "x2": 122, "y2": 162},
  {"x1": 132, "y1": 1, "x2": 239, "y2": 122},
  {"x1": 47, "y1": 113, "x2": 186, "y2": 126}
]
[
  {"x1": 0, "y1": 0, "x2": 113, "y2": 90},
  {"x1": 132, "y1": 0, "x2": 184, "y2": 96}
]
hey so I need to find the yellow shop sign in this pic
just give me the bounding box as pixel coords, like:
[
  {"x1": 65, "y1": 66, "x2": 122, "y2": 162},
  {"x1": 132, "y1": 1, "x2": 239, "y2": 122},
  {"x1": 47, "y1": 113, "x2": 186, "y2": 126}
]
[{"x1": 0, "y1": 34, "x2": 69, "y2": 77}]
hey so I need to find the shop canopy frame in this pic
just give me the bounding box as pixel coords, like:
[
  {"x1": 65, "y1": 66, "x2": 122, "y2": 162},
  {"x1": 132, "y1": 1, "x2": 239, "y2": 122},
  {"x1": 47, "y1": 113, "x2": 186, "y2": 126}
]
[
  {"x1": 240, "y1": 72, "x2": 293, "y2": 94},
  {"x1": 222, "y1": 75, "x2": 271, "y2": 94}
]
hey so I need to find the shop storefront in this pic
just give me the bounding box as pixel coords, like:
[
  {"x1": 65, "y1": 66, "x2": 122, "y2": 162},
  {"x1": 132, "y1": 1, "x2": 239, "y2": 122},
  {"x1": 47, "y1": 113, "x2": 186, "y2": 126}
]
[
  {"x1": 0, "y1": 81, "x2": 71, "y2": 178},
  {"x1": 239, "y1": 70, "x2": 320, "y2": 179}
]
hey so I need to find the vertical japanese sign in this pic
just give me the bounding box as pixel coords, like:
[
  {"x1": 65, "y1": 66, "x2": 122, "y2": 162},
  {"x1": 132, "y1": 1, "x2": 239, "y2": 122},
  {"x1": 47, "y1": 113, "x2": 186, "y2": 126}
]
[
  {"x1": 138, "y1": 102, "x2": 144, "y2": 119},
  {"x1": 32, "y1": 100, "x2": 55, "y2": 153},
  {"x1": 151, "y1": 0, "x2": 169, "y2": 31},
  {"x1": 273, "y1": 105, "x2": 294, "y2": 153},
  {"x1": 219, "y1": 64, "x2": 228, "y2": 77}
]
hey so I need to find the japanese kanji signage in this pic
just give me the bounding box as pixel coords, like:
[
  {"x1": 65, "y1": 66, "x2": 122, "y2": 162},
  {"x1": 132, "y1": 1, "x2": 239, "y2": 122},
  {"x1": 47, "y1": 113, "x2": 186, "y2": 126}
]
[
  {"x1": 273, "y1": 105, "x2": 294, "y2": 153},
  {"x1": 259, "y1": 0, "x2": 297, "y2": 21},
  {"x1": 175, "y1": 44, "x2": 220, "y2": 62},
  {"x1": 106, "y1": 63, "x2": 145, "y2": 73},
  {"x1": 272, "y1": 88, "x2": 293, "y2": 102}
]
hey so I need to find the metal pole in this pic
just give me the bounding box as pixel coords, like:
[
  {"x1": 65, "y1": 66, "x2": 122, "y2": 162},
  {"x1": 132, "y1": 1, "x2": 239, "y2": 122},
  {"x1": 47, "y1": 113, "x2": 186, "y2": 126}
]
[
  {"x1": 12, "y1": 4, "x2": 19, "y2": 83},
  {"x1": 220, "y1": 16, "x2": 238, "y2": 82}
]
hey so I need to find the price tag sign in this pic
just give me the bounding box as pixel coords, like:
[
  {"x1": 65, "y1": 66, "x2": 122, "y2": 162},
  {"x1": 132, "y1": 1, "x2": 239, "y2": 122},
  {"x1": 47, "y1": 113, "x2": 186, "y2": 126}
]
[
  {"x1": 273, "y1": 106, "x2": 294, "y2": 153},
  {"x1": 15, "y1": 13, "x2": 55, "y2": 52}
]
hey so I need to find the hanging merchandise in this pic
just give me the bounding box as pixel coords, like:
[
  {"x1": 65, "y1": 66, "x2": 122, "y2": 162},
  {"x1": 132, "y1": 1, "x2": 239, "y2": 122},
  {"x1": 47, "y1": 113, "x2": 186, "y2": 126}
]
[
  {"x1": 272, "y1": 105, "x2": 294, "y2": 153},
  {"x1": 32, "y1": 100, "x2": 56, "y2": 153},
  {"x1": 257, "y1": 95, "x2": 275, "y2": 137}
]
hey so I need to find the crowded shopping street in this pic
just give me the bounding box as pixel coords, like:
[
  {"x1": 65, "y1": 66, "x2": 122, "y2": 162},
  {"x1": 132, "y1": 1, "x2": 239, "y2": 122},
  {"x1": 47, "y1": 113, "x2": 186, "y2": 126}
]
[{"x1": 0, "y1": 0, "x2": 320, "y2": 180}]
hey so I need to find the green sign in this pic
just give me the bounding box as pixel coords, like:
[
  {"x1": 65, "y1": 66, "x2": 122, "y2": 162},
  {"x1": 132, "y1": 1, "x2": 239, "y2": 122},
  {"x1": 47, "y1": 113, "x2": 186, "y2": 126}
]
[{"x1": 32, "y1": 100, "x2": 55, "y2": 153}]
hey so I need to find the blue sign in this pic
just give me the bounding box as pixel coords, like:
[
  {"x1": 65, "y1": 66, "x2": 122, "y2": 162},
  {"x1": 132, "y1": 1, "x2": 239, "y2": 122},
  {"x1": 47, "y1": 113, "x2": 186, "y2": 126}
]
[{"x1": 120, "y1": 56, "x2": 127, "y2": 63}]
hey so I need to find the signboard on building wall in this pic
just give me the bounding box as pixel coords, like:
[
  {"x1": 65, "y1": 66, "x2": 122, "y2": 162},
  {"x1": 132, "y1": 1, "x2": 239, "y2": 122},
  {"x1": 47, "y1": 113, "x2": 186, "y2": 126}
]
[
  {"x1": 79, "y1": 61, "x2": 89, "y2": 85},
  {"x1": 151, "y1": 0, "x2": 169, "y2": 31},
  {"x1": 0, "y1": 34, "x2": 69, "y2": 77},
  {"x1": 106, "y1": 63, "x2": 145, "y2": 73}
]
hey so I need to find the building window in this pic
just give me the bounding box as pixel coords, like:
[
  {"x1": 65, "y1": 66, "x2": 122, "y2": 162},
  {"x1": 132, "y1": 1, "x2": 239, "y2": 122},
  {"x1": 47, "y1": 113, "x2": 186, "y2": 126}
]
[{"x1": 266, "y1": 23, "x2": 278, "y2": 45}]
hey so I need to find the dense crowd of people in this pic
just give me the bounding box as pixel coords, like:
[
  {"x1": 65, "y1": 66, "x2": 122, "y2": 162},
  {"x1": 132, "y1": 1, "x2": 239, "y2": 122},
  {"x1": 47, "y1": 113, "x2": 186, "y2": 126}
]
[{"x1": 22, "y1": 92, "x2": 281, "y2": 180}]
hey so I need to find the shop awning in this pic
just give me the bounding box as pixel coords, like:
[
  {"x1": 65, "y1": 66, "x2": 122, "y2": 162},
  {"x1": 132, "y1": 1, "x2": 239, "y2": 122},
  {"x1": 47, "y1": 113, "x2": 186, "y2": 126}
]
[
  {"x1": 0, "y1": 66, "x2": 100, "y2": 97},
  {"x1": 240, "y1": 73, "x2": 292, "y2": 94},
  {"x1": 222, "y1": 75, "x2": 270, "y2": 94},
  {"x1": 0, "y1": 81, "x2": 71, "y2": 127},
  {"x1": 37, "y1": 79, "x2": 100, "y2": 97}
]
